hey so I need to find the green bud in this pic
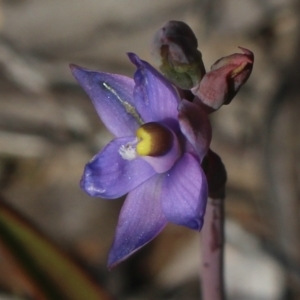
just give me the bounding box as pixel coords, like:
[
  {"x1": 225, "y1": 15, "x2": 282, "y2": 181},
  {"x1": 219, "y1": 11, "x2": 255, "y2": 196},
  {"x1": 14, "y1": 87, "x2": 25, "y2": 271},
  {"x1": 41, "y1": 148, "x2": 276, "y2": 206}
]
[{"x1": 151, "y1": 20, "x2": 205, "y2": 89}]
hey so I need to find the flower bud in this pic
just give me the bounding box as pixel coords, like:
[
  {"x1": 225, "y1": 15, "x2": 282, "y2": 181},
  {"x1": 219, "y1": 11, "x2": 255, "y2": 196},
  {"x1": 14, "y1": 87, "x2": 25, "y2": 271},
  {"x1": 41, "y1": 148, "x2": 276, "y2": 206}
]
[
  {"x1": 151, "y1": 20, "x2": 206, "y2": 90},
  {"x1": 192, "y1": 47, "x2": 254, "y2": 111}
]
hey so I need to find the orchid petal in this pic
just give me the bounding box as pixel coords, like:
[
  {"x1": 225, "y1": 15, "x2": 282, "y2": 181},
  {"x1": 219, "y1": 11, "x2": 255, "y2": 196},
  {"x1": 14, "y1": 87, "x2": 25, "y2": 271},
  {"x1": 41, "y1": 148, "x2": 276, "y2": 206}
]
[
  {"x1": 81, "y1": 137, "x2": 156, "y2": 199},
  {"x1": 108, "y1": 175, "x2": 167, "y2": 268},
  {"x1": 178, "y1": 100, "x2": 211, "y2": 161},
  {"x1": 128, "y1": 53, "x2": 179, "y2": 122},
  {"x1": 161, "y1": 153, "x2": 207, "y2": 230},
  {"x1": 70, "y1": 64, "x2": 143, "y2": 137}
]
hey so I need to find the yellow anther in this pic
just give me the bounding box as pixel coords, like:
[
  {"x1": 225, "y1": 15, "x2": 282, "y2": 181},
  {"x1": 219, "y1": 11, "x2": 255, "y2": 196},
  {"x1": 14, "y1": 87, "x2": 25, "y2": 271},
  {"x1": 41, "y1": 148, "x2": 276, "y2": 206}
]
[{"x1": 136, "y1": 128, "x2": 152, "y2": 156}]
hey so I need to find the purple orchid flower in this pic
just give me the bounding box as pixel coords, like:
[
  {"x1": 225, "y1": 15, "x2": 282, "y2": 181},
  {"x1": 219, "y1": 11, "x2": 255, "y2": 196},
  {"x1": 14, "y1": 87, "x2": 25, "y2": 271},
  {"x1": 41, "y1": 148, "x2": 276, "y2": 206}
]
[{"x1": 70, "y1": 53, "x2": 211, "y2": 268}]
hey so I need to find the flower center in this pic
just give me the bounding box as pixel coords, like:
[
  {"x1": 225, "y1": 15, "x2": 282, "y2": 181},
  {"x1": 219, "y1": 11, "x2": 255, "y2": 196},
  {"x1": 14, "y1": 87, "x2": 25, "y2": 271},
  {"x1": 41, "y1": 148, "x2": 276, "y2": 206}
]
[
  {"x1": 119, "y1": 122, "x2": 180, "y2": 173},
  {"x1": 136, "y1": 122, "x2": 173, "y2": 157},
  {"x1": 118, "y1": 122, "x2": 175, "y2": 161}
]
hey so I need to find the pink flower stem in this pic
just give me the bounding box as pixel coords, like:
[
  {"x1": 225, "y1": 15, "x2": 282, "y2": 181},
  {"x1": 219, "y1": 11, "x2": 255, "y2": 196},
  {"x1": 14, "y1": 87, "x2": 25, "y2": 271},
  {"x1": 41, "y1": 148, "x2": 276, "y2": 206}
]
[
  {"x1": 201, "y1": 197, "x2": 225, "y2": 300},
  {"x1": 201, "y1": 149, "x2": 227, "y2": 300}
]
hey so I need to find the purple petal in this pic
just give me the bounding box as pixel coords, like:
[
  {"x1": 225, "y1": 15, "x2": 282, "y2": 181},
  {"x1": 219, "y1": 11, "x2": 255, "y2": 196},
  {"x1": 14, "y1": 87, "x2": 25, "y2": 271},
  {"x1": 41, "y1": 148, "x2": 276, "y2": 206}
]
[
  {"x1": 70, "y1": 64, "x2": 142, "y2": 137},
  {"x1": 161, "y1": 153, "x2": 207, "y2": 230},
  {"x1": 178, "y1": 100, "x2": 212, "y2": 161},
  {"x1": 81, "y1": 137, "x2": 156, "y2": 199},
  {"x1": 108, "y1": 175, "x2": 167, "y2": 268},
  {"x1": 128, "y1": 53, "x2": 179, "y2": 122}
]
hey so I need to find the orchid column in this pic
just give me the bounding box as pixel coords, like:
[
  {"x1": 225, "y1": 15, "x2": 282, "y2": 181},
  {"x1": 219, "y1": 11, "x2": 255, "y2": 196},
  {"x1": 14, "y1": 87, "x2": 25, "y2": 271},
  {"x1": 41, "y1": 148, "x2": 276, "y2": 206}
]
[{"x1": 71, "y1": 20, "x2": 253, "y2": 300}]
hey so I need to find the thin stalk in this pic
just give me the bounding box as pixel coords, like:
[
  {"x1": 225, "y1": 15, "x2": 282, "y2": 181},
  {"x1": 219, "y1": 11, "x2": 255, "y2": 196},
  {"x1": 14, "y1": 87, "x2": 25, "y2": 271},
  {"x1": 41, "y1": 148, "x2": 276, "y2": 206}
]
[{"x1": 201, "y1": 197, "x2": 225, "y2": 300}]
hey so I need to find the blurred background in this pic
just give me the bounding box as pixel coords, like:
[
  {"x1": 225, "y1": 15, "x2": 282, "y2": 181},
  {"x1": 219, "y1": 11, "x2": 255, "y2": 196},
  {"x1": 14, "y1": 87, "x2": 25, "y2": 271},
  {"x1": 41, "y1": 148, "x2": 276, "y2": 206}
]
[{"x1": 0, "y1": 0, "x2": 299, "y2": 299}]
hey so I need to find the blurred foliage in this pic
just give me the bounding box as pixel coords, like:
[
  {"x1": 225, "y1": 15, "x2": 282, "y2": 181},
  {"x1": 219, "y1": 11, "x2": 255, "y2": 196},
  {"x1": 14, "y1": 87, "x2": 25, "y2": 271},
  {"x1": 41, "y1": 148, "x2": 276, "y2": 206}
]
[{"x1": 0, "y1": 198, "x2": 113, "y2": 300}]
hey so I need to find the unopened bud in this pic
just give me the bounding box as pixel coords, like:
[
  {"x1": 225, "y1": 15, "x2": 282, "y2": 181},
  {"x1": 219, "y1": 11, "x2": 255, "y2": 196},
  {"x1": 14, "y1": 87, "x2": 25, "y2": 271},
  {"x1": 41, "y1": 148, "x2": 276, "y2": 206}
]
[
  {"x1": 192, "y1": 47, "x2": 254, "y2": 111},
  {"x1": 151, "y1": 20, "x2": 206, "y2": 90}
]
